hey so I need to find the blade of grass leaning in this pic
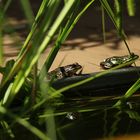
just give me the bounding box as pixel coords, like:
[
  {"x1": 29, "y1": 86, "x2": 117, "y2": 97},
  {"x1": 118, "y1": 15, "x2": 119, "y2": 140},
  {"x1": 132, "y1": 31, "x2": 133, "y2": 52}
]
[
  {"x1": 0, "y1": 0, "x2": 12, "y2": 65},
  {"x1": 123, "y1": 78, "x2": 140, "y2": 98},
  {"x1": 0, "y1": 0, "x2": 60, "y2": 88},
  {"x1": 11, "y1": 0, "x2": 51, "y2": 60},
  {"x1": 3, "y1": 0, "x2": 12, "y2": 13},
  {"x1": 101, "y1": 3, "x2": 106, "y2": 43},
  {"x1": 127, "y1": 0, "x2": 135, "y2": 16},
  {"x1": 0, "y1": 121, "x2": 15, "y2": 138},
  {"x1": 39, "y1": 3, "x2": 81, "y2": 77},
  {"x1": 114, "y1": 78, "x2": 140, "y2": 107},
  {"x1": 64, "y1": 0, "x2": 69, "y2": 4},
  {"x1": 31, "y1": 0, "x2": 61, "y2": 53},
  {"x1": 2, "y1": 0, "x2": 77, "y2": 106},
  {"x1": 125, "y1": 110, "x2": 140, "y2": 122},
  {"x1": 39, "y1": 0, "x2": 96, "y2": 79},
  {"x1": 29, "y1": 0, "x2": 60, "y2": 105},
  {"x1": 10, "y1": 0, "x2": 76, "y2": 95},
  {"x1": 114, "y1": 0, "x2": 123, "y2": 35},
  {"x1": 33, "y1": 57, "x2": 138, "y2": 110},
  {"x1": 0, "y1": 0, "x2": 50, "y2": 87},
  {"x1": 100, "y1": 0, "x2": 131, "y2": 54},
  {"x1": 20, "y1": 0, "x2": 34, "y2": 26},
  {"x1": 0, "y1": 106, "x2": 50, "y2": 140},
  {"x1": 17, "y1": 0, "x2": 50, "y2": 57},
  {"x1": 0, "y1": 4, "x2": 4, "y2": 65},
  {"x1": 45, "y1": 109, "x2": 57, "y2": 140},
  {"x1": 0, "y1": 12, "x2": 3, "y2": 66}
]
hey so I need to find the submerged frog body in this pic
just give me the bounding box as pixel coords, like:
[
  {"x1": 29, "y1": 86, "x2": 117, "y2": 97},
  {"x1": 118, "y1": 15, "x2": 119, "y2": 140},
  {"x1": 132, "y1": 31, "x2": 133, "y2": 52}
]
[
  {"x1": 47, "y1": 63, "x2": 82, "y2": 80},
  {"x1": 100, "y1": 53, "x2": 139, "y2": 69},
  {"x1": 66, "y1": 112, "x2": 80, "y2": 120}
]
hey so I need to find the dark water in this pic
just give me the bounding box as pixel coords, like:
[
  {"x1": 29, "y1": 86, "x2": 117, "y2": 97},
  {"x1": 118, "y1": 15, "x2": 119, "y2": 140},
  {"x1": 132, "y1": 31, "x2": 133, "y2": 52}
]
[
  {"x1": 56, "y1": 107, "x2": 140, "y2": 140},
  {"x1": 1, "y1": 95, "x2": 140, "y2": 140},
  {"x1": 55, "y1": 95, "x2": 140, "y2": 140}
]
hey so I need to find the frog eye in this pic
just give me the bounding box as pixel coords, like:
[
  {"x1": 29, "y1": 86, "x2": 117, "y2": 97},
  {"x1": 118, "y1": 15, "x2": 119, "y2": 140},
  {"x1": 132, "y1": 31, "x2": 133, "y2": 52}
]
[
  {"x1": 104, "y1": 63, "x2": 113, "y2": 69},
  {"x1": 130, "y1": 52, "x2": 134, "y2": 56},
  {"x1": 73, "y1": 62, "x2": 79, "y2": 66},
  {"x1": 73, "y1": 63, "x2": 81, "y2": 68}
]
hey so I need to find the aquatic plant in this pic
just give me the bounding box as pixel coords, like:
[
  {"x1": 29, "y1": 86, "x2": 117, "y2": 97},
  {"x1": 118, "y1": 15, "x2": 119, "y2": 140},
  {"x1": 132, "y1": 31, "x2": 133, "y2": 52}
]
[{"x1": 0, "y1": 0, "x2": 139, "y2": 139}]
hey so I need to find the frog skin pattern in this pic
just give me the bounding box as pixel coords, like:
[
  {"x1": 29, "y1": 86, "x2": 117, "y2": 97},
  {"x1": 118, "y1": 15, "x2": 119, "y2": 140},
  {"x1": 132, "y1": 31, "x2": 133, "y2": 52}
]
[
  {"x1": 100, "y1": 53, "x2": 139, "y2": 69},
  {"x1": 47, "y1": 63, "x2": 82, "y2": 80}
]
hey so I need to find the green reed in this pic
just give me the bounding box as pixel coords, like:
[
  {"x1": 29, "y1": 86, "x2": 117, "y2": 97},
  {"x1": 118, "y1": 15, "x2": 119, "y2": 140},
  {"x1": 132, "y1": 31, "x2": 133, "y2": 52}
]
[
  {"x1": 0, "y1": 0, "x2": 13, "y2": 65},
  {"x1": 0, "y1": 0, "x2": 139, "y2": 139}
]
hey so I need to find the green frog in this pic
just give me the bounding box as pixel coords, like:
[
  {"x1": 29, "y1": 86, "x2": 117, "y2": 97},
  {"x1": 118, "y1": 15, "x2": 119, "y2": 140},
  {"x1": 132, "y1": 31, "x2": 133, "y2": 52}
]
[
  {"x1": 100, "y1": 53, "x2": 139, "y2": 69},
  {"x1": 47, "y1": 63, "x2": 82, "y2": 80}
]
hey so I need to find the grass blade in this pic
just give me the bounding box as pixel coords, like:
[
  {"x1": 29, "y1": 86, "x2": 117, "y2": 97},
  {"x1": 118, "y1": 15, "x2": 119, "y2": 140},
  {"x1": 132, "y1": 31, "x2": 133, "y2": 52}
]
[
  {"x1": 20, "y1": 0, "x2": 34, "y2": 26},
  {"x1": 114, "y1": 78, "x2": 140, "y2": 107},
  {"x1": 101, "y1": 3, "x2": 106, "y2": 43},
  {"x1": 127, "y1": 0, "x2": 135, "y2": 16},
  {"x1": 114, "y1": 0, "x2": 123, "y2": 35},
  {"x1": 33, "y1": 57, "x2": 138, "y2": 110},
  {"x1": 100, "y1": 0, "x2": 131, "y2": 54},
  {"x1": 2, "y1": 0, "x2": 77, "y2": 107},
  {"x1": 0, "y1": 106, "x2": 50, "y2": 140},
  {"x1": 39, "y1": 0, "x2": 96, "y2": 79}
]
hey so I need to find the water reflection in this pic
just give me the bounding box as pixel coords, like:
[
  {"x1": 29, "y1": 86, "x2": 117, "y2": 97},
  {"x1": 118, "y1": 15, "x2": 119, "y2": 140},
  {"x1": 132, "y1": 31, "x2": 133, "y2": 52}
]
[
  {"x1": 1, "y1": 95, "x2": 140, "y2": 140},
  {"x1": 56, "y1": 95, "x2": 140, "y2": 140}
]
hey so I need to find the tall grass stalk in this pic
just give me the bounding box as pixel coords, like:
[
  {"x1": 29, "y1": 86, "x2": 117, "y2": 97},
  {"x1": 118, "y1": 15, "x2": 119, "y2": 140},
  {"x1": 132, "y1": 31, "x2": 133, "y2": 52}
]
[
  {"x1": 17, "y1": 0, "x2": 50, "y2": 57},
  {"x1": 1, "y1": 0, "x2": 78, "y2": 107},
  {"x1": 114, "y1": 78, "x2": 140, "y2": 107},
  {"x1": 0, "y1": 15, "x2": 3, "y2": 65},
  {"x1": 0, "y1": 0, "x2": 139, "y2": 138},
  {"x1": 0, "y1": 0, "x2": 51, "y2": 85},
  {"x1": 0, "y1": 106, "x2": 50, "y2": 140},
  {"x1": 1, "y1": 0, "x2": 138, "y2": 109},
  {"x1": 45, "y1": 109, "x2": 57, "y2": 140},
  {"x1": 101, "y1": 3, "x2": 106, "y2": 43},
  {"x1": 100, "y1": 0, "x2": 131, "y2": 54},
  {"x1": 35, "y1": 0, "x2": 139, "y2": 111},
  {"x1": 39, "y1": 0, "x2": 96, "y2": 79},
  {"x1": 127, "y1": 0, "x2": 135, "y2": 16},
  {"x1": 20, "y1": 0, "x2": 34, "y2": 26},
  {"x1": 0, "y1": 0, "x2": 13, "y2": 65},
  {"x1": 114, "y1": 0, "x2": 123, "y2": 35},
  {"x1": 101, "y1": 0, "x2": 140, "y2": 106},
  {"x1": 33, "y1": 58, "x2": 138, "y2": 110}
]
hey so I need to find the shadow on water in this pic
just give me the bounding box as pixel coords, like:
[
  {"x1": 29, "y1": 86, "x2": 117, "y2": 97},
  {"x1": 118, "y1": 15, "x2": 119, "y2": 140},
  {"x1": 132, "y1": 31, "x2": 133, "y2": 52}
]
[
  {"x1": 1, "y1": 67, "x2": 140, "y2": 140},
  {"x1": 2, "y1": 1, "x2": 140, "y2": 139},
  {"x1": 56, "y1": 95, "x2": 140, "y2": 140},
  {"x1": 52, "y1": 67, "x2": 140, "y2": 139},
  {"x1": 1, "y1": 94, "x2": 140, "y2": 140}
]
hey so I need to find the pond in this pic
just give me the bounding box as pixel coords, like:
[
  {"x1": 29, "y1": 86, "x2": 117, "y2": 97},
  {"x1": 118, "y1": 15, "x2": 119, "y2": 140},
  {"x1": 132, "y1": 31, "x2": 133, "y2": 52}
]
[
  {"x1": 56, "y1": 95, "x2": 140, "y2": 140},
  {"x1": 1, "y1": 67, "x2": 140, "y2": 140},
  {"x1": 1, "y1": 94, "x2": 140, "y2": 140}
]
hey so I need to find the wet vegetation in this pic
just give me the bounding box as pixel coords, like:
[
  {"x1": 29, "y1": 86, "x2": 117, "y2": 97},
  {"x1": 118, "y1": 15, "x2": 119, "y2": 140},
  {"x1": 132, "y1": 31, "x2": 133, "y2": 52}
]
[{"x1": 0, "y1": 0, "x2": 140, "y2": 139}]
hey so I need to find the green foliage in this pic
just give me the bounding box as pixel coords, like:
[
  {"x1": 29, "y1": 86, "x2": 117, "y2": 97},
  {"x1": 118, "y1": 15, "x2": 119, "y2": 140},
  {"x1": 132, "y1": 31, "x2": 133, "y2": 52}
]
[
  {"x1": 127, "y1": 0, "x2": 136, "y2": 16},
  {"x1": 0, "y1": 59, "x2": 15, "y2": 83},
  {"x1": 0, "y1": 0, "x2": 139, "y2": 139},
  {"x1": 114, "y1": 0, "x2": 123, "y2": 35},
  {"x1": 20, "y1": 0, "x2": 34, "y2": 26}
]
